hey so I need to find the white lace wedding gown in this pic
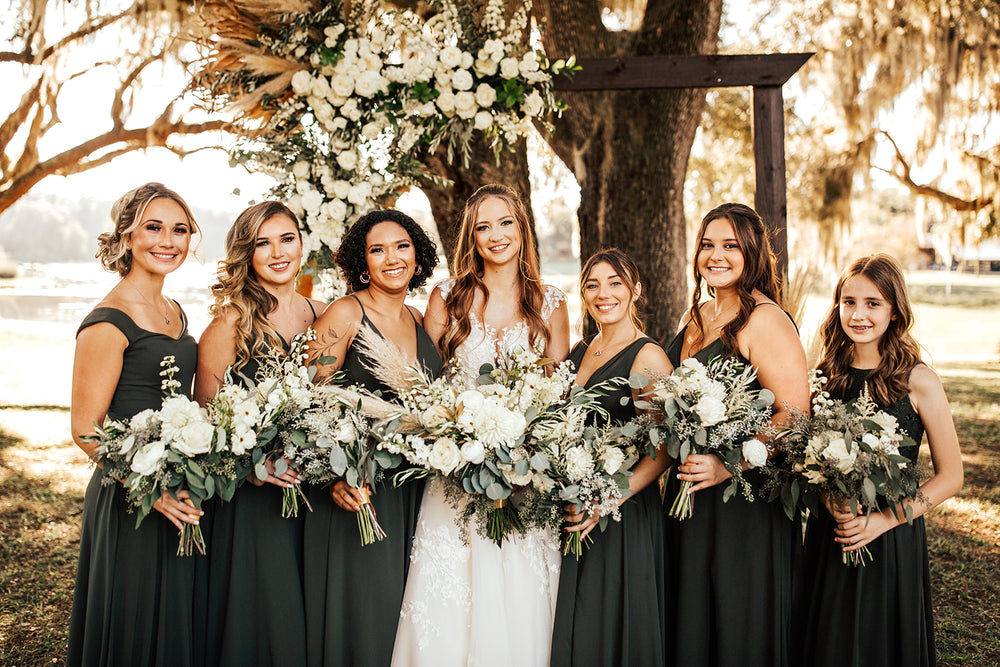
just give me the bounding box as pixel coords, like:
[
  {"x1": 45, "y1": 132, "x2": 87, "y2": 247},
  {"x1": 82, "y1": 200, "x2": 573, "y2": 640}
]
[{"x1": 390, "y1": 280, "x2": 565, "y2": 667}]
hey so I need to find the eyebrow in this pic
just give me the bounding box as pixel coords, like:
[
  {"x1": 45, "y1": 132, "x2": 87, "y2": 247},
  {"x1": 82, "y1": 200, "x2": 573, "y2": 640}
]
[{"x1": 368, "y1": 237, "x2": 411, "y2": 248}]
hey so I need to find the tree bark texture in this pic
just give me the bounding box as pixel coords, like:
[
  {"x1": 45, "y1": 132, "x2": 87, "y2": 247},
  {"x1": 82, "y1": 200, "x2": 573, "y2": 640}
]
[{"x1": 534, "y1": 0, "x2": 723, "y2": 344}]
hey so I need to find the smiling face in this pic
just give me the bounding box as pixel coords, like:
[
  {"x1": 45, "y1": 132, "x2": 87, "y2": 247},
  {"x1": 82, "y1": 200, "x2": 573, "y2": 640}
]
[
  {"x1": 838, "y1": 273, "x2": 895, "y2": 347},
  {"x1": 251, "y1": 213, "x2": 302, "y2": 288},
  {"x1": 582, "y1": 261, "x2": 639, "y2": 328},
  {"x1": 365, "y1": 220, "x2": 416, "y2": 291},
  {"x1": 127, "y1": 197, "x2": 191, "y2": 276},
  {"x1": 696, "y1": 217, "x2": 745, "y2": 291},
  {"x1": 473, "y1": 196, "x2": 522, "y2": 267}
]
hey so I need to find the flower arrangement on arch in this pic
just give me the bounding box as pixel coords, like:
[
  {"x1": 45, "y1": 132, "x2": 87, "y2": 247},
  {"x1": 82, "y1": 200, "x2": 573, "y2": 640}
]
[{"x1": 193, "y1": 0, "x2": 577, "y2": 274}]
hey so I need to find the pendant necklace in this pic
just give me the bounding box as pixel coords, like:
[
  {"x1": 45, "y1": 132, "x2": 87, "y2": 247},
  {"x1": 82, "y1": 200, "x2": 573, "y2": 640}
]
[{"x1": 131, "y1": 283, "x2": 171, "y2": 325}]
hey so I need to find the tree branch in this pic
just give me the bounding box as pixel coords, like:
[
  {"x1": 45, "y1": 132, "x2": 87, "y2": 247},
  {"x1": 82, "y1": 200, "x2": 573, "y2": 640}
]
[{"x1": 877, "y1": 130, "x2": 994, "y2": 213}]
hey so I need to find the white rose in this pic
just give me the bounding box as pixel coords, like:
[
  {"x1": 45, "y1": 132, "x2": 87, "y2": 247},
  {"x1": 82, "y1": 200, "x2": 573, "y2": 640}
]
[
  {"x1": 474, "y1": 83, "x2": 497, "y2": 108},
  {"x1": 128, "y1": 409, "x2": 157, "y2": 433},
  {"x1": 522, "y1": 90, "x2": 544, "y2": 117},
  {"x1": 454, "y1": 91, "x2": 477, "y2": 119},
  {"x1": 291, "y1": 70, "x2": 312, "y2": 96},
  {"x1": 174, "y1": 420, "x2": 213, "y2": 456},
  {"x1": 519, "y1": 52, "x2": 540, "y2": 74},
  {"x1": 428, "y1": 437, "x2": 462, "y2": 474},
  {"x1": 335, "y1": 421, "x2": 357, "y2": 443},
  {"x1": 499, "y1": 57, "x2": 520, "y2": 78},
  {"x1": 347, "y1": 182, "x2": 372, "y2": 205},
  {"x1": 341, "y1": 98, "x2": 362, "y2": 121},
  {"x1": 460, "y1": 439, "x2": 486, "y2": 464},
  {"x1": 324, "y1": 199, "x2": 348, "y2": 222},
  {"x1": 301, "y1": 189, "x2": 324, "y2": 214},
  {"x1": 451, "y1": 68, "x2": 474, "y2": 91},
  {"x1": 473, "y1": 110, "x2": 493, "y2": 131},
  {"x1": 329, "y1": 180, "x2": 351, "y2": 199},
  {"x1": 131, "y1": 440, "x2": 166, "y2": 476},
  {"x1": 439, "y1": 45, "x2": 462, "y2": 69},
  {"x1": 434, "y1": 67, "x2": 452, "y2": 87},
  {"x1": 436, "y1": 89, "x2": 456, "y2": 114},
  {"x1": 336, "y1": 150, "x2": 358, "y2": 172},
  {"x1": 693, "y1": 395, "x2": 727, "y2": 426},
  {"x1": 460, "y1": 51, "x2": 474, "y2": 69},
  {"x1": 310, "y1": 75, "x2": 332, "y2": 100},
  {"x1": 354, "y1": 70, "x2": 385, "y2": 98},
  {"x1": 286, "y1": 194, "x2": 304, "y2": 217},
  {"x1": 823, "y1": 437, "x2": 858, "y2": 473},
  {"x1": 474, "y1": 57, "x2": 498, "y2": 77},
  {"x1": 741, "y1": 438, "x2": 769, "y2": 469},
  {"x1": 600, "y1": 447, "x2": 626, "y2": 475},
  {"x1": 361, "y1": 121, "x2": 382, "y2": 140}
]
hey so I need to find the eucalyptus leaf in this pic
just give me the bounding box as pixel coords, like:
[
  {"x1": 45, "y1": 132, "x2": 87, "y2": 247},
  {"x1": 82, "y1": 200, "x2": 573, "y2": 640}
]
[
  {"x1": 485, "y1": 482, "x2": 505, "y2": 500},
  {"x1": 274, "y1": 458, "x2": 288, "y2": 476},
  {"x1": 329, "y1": 445, "x2": 348, "y2": 476},
  {"x1": 346, "y1": 468, "x2": 359, "y2": 488},
  {"x1": 255, "y1": 463, "x2": 268, "y2": 481}
]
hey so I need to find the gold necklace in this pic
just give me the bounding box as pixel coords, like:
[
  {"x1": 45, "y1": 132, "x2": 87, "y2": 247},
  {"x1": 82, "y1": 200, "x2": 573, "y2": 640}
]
[
  {"x1": 131, "y1": 283, "x2": 171, "y2": 325},
  {"x1": 592, "y1": 328, "x2": 639, "y2": 356}
]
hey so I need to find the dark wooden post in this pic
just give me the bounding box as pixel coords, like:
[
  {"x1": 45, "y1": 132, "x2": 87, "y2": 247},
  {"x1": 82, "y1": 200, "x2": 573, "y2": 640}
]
[{"x1": 752, "y1": 84, "x2": 789, "y2": 280}]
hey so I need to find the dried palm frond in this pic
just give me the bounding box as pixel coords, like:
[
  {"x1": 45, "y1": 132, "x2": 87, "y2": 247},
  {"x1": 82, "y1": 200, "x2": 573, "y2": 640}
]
[
  {"x1": 312, "y1": 384, "x2": 399, "y2": 421},
  {"x1": 353, "y1": 323, "x2": 432, "y2": 396}
]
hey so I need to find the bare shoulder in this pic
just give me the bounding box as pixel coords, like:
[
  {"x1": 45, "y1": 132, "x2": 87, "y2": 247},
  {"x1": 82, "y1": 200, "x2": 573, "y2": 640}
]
[
  {"x1": 745, "y1": 299, "x2": 796, "y2": 336},
  {"x1": 908, "y1": 363, "x2": 947, "y2": 408},
  {"x1": 633, "y1": 339, "x2": 672, "y2": 374},
  {"x1": 406, "y1": 303, "x2": 425, "y2": 326},
  {"x1": 307, "y1": 297, "x2": 327, "y2": 314},
  {"x1": 76, "y1": 319, "x2": 128, "y2": 351},
  {"x1": 318, "y1": 294, "x2": 363, "y2": 325}
]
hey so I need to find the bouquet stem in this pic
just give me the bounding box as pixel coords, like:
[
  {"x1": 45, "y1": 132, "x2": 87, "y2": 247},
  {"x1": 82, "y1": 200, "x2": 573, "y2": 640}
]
[
  {"x1": 282, "y1": 484, "x2": 314, "y2": 518},
  {"x1": 355, "y1": 486, "x2": 387, "y2": 546},
  {"x1": 842, "y1": 545, "x2": 873, "y2": 567},
  {"x1": 488, "y1": 498, "x2": 524, "y2": 546},
  {"x1": 668, "y1": 480, "x2": 695, "y2": 520},
  {"x1": 177, "y1": 523, "x2": 206, "y2": 557},
  {"x1": 562, "y1": 530, "x2": 594, "y2": 559}
]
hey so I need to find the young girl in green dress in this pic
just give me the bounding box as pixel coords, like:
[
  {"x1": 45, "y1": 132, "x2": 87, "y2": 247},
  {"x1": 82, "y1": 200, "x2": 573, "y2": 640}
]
[{"x1": 798, "y1": 253, "x2": 963, "y2": 667}]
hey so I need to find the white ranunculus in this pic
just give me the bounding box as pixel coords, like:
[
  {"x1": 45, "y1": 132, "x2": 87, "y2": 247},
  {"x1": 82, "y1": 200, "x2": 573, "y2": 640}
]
[
  {"x1": 336, "y1": 150, "x2": 358, "y2": 172},
  {"x1": 474, "y1": 82, "x2": 497, "y2": 108},
  {"x1": 131, "y1": 439, "x2": 166, "y2": 476},
  {"x1": 428, "y1": 437, "x2": 462, "y2": 474},
  {"x1": 522, "y1": 90, "x2": 545, "y2": 117},
  {"x1": 457, "y1": 390, "x2": 485, "y2": 413},
  {"x1": 741, "y1": 438, "x2": 769, "y2": 469},
  {"x1": 460, "y1": 439, "x2": 486, "y2": 464},
  {"x1": 354, "y1": 70, "x2": 385, "y2": 98},
  {"x1": 823, "y1": 437, "x2": 858, "y2": 473},
  {"x1": 474, "y1": 57, "x2": 498, "y2": 77},
  {"x1": 301, "y1": 189, "x2": 324, "y2": 214},
  {"x1": 454, "y1": 91, "x2": 477, "y2": 119},
  {"x1": 601, "y1": 447, "x2": 626, "y2": 475},
  {"x1": 291, "y1": 70, "x2": 312, "y2": 96},
  {"x1": 451, "y1": 68, "x2": 474, "y2": 91},
  {"x1": 693, "y1": 395, "x2": 726, "y2": 426},
  {"x1": 439, "y1": 45, "x2": 463, "y2": 69},
  {"x1": 347, "y1": 182, "x2": 372, "y2": 205},
  {"x1": 499, "y1": 57, "x2": 520, "y2": 78},
  {"x1": 436, "y1": 90, "x2": 456, "y2": 114},
  {"x1": 565, "y1": 446, "x2": 596, "y2": 482},
  {"x1": 473, "y1": 110, "x2": 493, "y2": 131}
]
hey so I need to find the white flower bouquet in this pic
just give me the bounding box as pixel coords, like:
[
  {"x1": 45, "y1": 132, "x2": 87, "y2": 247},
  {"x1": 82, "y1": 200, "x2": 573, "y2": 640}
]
[
  {"x1": 88, "y1": 357, "x2": 240, "y2": 555},
  {"x1": 531, "y1": 413, "x2": 645, "y2": 558},
  {"x1": 638, "y1": 356, "x2": 775, "y2": 520},
  {"x1": 763, "y1": 371, "x2": 925, "y2": 565},
  {"x1": 204, "y1": 333, "x2": 315, "y2": 518}
]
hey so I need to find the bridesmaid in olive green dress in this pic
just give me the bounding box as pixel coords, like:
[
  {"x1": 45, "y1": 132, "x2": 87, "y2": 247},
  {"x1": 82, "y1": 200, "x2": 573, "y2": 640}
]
[
  {"x1": 304, "y1": 209, "x2": 441, "y2": 667},
  {"x1": 68, "y1": 183, "x2": 203, "y2": 667},
  {"x1": 550, "y1": 249, "x2": 673, "y2": 666},
  {"x1": 193, "y1": 201, "x2": 325, "y2": 666},
  {"x1": 663, "y1": 203, "x2": 810, "y2": 667}
]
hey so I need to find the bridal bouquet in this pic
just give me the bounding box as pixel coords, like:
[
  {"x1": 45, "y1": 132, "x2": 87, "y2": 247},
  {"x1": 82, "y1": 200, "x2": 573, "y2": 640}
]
[
  {"x1": 89, "y1": 356, "x2": 239, "y2": 555},
  {"x1": 638, "y1": 356, "x2": 775, "y2": 520},
  {"x1": 204, "y1": 333, "x2": 314, "y2": 517},
  {"x1": 764, "y1": 370, "x2": 924, "y2": 566},
  {"x1": 280, "y1": 384, "x2": 389, "y2": 545},
  {"x1": 531, "y1": 413, "x2": 645, "y2": 558}
]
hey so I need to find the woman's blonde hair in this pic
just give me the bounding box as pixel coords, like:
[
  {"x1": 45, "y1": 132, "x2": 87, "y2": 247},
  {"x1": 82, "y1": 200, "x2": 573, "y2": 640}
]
[
  {"x1": 210, "y1": 201, "x2": 301, "y2": 372},
  {"x1": 96, "y1": 183, "x2": 198, "y2": 277}
]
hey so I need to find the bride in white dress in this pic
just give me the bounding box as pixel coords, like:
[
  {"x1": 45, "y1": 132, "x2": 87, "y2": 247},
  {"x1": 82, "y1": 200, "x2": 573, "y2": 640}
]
[{"x1": 391, "y1": 184, "x2": 570, "y2": 666}]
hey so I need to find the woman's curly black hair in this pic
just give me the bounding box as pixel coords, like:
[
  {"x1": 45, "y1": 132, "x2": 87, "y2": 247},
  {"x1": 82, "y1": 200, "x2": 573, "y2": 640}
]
[{"x1": 335, "y1": 209, "x2": 439, "y2": 293}]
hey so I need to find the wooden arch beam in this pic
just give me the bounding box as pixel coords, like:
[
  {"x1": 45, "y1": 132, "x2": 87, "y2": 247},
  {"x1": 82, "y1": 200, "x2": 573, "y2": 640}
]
[{"x1": 553, "y1": 53, "x2": 813, "y2": 280}]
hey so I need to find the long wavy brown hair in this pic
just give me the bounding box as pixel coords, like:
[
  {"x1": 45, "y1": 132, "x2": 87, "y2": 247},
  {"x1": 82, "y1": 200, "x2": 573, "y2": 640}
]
[
  {"x1": 439, "y1": 183, "x2": 549, "y2": 363},
  {"x1": 209, "y1": 201, "x2": 301, "y2": 373},
  {"x1": 816, "y1": 253, "x2": 921, "y2": 405},
  {"x1": 579, "y1": 248, "x2": 646, "y2": 335},
  {"x1": 688, "y1": 203, "x2": 782, "y2": 356}
]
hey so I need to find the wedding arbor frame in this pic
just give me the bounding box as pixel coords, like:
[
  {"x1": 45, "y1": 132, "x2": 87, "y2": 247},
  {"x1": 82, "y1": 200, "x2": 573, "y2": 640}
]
[{"x1": 553, "y1": 53, "x2": 813, "y2": 279}]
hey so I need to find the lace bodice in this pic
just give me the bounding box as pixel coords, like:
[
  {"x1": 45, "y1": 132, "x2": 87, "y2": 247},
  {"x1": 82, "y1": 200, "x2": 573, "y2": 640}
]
[{"x1": 437, "y1": 279, "x2": 565, "y2": 383}]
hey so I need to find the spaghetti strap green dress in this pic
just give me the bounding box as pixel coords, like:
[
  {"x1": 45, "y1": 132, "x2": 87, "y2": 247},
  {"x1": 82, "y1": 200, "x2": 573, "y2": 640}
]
[
  {"x1": 663, "y1": 325, "x2": 800, "y2": 667},
  {"x1": 195, "y1": 301, "x2": 316, "y2": 666},
  {"x1": 550, "y1": 337, "x2": 667, "y2": 667},
  {"x1": 798, "y1": 366, "x2": 935, "y2": 667},
  {"x1": 67, "y1": 306, "x2": 199, "y2": 667},
  {"x1": 303, "y1": 297, "x2": 441, "y2": 667}
]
